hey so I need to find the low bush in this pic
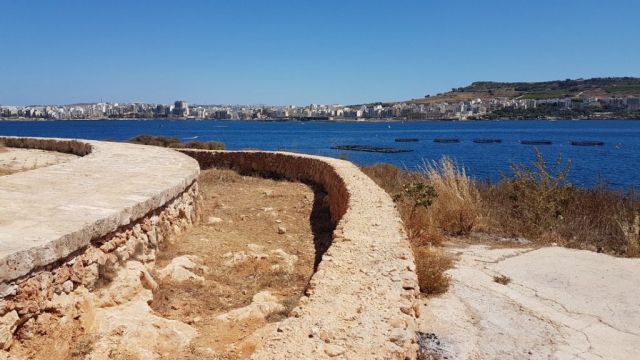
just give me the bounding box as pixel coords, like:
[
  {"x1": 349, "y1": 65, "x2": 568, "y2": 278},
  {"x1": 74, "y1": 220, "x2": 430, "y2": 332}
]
[
  {"x1": 125, "y1": 135, "x2": 226, "y2": 150},
  {"x1": 127, "y1": 134, "x2": 182, "y2": 147},
  {"x1": 183, "y1": 140, "x2": 226, "y2": 150}
]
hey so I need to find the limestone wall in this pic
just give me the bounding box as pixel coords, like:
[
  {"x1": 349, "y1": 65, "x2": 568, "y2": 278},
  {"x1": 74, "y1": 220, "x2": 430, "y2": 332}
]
[
  {"x1": 180, "y1": 150, "x2": 420, "y2": 360},
  {"x1": 0, "y1": 136, "x2": 91, "y2": 156},
  {"x1": 0, "y1": 138, "x2": 200, "y2": 352}
]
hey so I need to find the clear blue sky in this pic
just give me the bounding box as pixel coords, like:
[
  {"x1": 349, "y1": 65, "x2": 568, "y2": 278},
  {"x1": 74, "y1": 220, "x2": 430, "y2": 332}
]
[{"x1": 1, "y1": 0, "x2": 639, "y2": 106}]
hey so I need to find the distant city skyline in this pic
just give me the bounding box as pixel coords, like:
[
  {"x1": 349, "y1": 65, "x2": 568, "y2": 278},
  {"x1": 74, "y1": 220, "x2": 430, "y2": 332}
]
[{"x1": 1, "y1": 0, "x2": 639, "y2": 106}]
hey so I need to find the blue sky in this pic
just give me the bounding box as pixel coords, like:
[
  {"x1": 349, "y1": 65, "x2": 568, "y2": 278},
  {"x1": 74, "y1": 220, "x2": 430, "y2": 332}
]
[{"x1": 1, "y1": 0, "x2": 639, "y2": 106}]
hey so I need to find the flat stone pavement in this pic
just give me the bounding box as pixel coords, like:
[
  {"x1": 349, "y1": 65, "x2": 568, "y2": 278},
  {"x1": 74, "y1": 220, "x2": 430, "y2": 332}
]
[
  {"x1": 0, "y1": 140, "x2": 200, "y2": 284},
  {"x1": 419, "y1": 245, "x2": 640, "y2": 360},
  {"x1": 0, "y1": 148, "x2": 78, "y2": 172}
]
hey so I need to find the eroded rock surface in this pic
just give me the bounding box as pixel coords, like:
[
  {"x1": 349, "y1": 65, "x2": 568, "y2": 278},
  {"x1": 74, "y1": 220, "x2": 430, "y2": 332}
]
[{"x1": 419, "y1": 245, "x2": 640, "y2": 360}]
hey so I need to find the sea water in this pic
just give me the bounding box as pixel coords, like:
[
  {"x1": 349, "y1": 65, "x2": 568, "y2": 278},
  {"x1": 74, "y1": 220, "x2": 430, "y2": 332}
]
[{"x1": 1, "y1": 119, "x2": 638, "y2": 189}]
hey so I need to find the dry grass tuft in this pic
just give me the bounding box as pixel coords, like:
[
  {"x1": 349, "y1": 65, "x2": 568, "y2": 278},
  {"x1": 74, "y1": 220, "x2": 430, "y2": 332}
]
[
  {"x1": 198, "y1": 167, "x2": 243, "y2": 184},
  {"x1": 413, "y1": 246, "x2": 453, "y2": 295},
  {"x1": 493, "y1": 275, "x2": 512, "y2": 285},
  {"x1": 0, "y1": 142, "x2": 7, "y2": 153},
  {"x1": 420, "y1": 157, "x2": 480, "y2": 236},
  {"x1": 360, "y1": 163, "x2": 425, "y2": 195}
]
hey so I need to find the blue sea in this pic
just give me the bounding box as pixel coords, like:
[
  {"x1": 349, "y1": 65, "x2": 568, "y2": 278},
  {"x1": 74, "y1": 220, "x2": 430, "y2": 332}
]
[{"x1": 1, "y1": 119, "x2": 639, "y2": 189}]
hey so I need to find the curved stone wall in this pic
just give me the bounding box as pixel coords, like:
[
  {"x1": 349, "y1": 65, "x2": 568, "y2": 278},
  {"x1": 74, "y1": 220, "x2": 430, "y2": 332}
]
[
  {"x1": 0, "y1": 138, "x2": 200, "y2": 351},
  {"x1": 0, "y1": 137, "x2": 200, "y2": 284},
  {"x1": 180, "y1": 150, "x2": 420, "y2": 359},
  {"x1": 0, "y1": 139, "x2": 418, "y2": 359}
]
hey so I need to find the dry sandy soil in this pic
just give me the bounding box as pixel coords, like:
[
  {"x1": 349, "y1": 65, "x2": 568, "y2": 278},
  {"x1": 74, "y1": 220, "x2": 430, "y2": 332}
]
[
  {"x1": 149, "y1": 168, "x2": 333, "y2": 359},
  {"x1": 0, "y1": 147, "x2": 78, "y2": 175},
  {"x1": 417, "y1": 239, "x2": 640, "y2": 360}
]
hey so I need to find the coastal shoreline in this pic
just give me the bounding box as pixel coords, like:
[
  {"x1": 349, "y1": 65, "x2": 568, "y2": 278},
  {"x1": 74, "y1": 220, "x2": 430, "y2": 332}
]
[{"x1": 2, "y1": 117, "x2": 640, "y2": 122}]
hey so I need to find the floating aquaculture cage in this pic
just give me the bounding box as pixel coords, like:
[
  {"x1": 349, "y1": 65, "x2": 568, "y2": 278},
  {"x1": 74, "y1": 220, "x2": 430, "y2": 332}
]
[
  {"x1": 330, "y1": 145, "x2": 413, "y2": 153},
  {"x1": 520, "y1": 140, "x2": 553, "y2": 145},
  {"x1": 394, "y1": 138, "x2": 420, "y2": 142},
  {"x1": 473, "y1": 139, "x2": 502, "y2": 144},
  {"x1": 571, "y1": 141, "x2": 604, "y2": 146},
  {"x1": 433, "y1": 138, "x2": 460, "y2": 143}
]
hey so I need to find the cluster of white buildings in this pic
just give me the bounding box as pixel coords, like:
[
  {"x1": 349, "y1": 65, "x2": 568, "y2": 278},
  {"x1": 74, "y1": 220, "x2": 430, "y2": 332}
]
[{"x1": 2, "y1": 96, "x2": 639, "y2": 121}]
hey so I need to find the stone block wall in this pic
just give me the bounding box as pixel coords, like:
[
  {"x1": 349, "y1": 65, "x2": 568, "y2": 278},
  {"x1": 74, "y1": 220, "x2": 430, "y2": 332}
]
[
  {"x1": 180, "y1": 149, "x2": 420, "y2": 360},
  {"x1": 0, "y1": 138, "x2": 201, "y2": 354},
  {"x1": 0, "y1": 183, "x2": 198, "y2": 352}
]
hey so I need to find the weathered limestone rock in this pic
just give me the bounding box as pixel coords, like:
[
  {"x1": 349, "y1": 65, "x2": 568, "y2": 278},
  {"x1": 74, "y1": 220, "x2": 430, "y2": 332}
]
[
  {"x1": 91, "y1": 296, "x2": 197, "y2": 359},
  {"x1": 157, "y1": 255, "x2": 204, "y2": 284},
  {"x1": 0, "y1": 311, "x2": 18, "y2": 350},
  {"x1": 217, "y1": 291, "x2": 284, "y2": 322},
  {"x1": 95, "y1": 261, "x2": 156, "y2": 307},
  {"x1": 270, "y1": 249, "x2": 298, "y2": 273}
]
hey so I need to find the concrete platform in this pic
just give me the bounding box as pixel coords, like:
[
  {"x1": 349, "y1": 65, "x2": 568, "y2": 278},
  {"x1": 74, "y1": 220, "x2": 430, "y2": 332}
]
[{"x1": 0, "y1": 138, "x2": 200, "y2": 284}]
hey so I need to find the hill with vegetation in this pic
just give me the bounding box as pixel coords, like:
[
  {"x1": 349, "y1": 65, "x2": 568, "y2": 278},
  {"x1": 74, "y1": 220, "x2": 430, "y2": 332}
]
[{"x1": 408, "y1": 77, "x2": 640, "y2": 104}]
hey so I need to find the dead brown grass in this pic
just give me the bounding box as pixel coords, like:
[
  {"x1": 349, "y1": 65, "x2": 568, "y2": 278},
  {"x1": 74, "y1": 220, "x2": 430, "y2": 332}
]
[
  {"x1": 420, "y1": 157, "x2": 480, "y2": 236},
  {"x1": 413, "y1": 246, "x2": 453, "y2": 295},
  {"x1": 493, "y1": 275, "x2": 512, "y2": 285},
  {"x1": 0, "y1": 168, "x2": 17, "y2": 176},
  {"x1": 360, "y1": 163, "x2": 424, "y2": 194},
  {"x1": 0, "y1": 142, "x2": 7, "y2": 153},
  {"x1": 479, "y1": 150, "x2": 640, "y2": 256}
]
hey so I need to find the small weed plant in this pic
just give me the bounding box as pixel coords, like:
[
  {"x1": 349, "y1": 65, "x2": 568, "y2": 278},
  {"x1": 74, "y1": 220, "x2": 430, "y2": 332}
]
[
  {"x1": 493, "y1": 275, "x2": 512, "y2": 285},
  {"x1": 392, "y1": 182, "x2": 438, "y2": 221}
]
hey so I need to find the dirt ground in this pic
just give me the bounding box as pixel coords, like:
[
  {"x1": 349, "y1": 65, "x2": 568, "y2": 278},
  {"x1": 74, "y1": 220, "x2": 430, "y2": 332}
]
[{"x1": 150, "y1": 168, "x2": 333, "y2": 359}]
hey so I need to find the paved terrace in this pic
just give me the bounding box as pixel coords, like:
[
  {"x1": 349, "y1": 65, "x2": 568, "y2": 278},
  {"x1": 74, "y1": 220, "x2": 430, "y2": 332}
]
[{"x1": 0, "y1": 137, "x2": 200, "y2": 284}]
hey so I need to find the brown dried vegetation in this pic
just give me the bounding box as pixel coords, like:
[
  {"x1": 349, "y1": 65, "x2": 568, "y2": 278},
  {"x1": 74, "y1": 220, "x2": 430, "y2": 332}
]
[
  {"x1": 479, "y1": 149, "x2": 640, "y2": 256},
  {"x1": 362, "y1": 151, "x2": 640, "y2": 297}
]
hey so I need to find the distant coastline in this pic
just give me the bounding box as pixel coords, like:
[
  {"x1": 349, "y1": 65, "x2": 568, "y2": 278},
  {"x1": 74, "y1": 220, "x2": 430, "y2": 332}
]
[{"x1": 2, "y1": 116, "x2": 640, "y2": 122}]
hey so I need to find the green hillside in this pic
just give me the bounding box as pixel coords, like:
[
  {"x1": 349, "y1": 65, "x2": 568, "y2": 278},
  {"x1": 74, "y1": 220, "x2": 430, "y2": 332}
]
[{"x1": 409, "y1": 77, "x2": 640, "y2": 104}]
